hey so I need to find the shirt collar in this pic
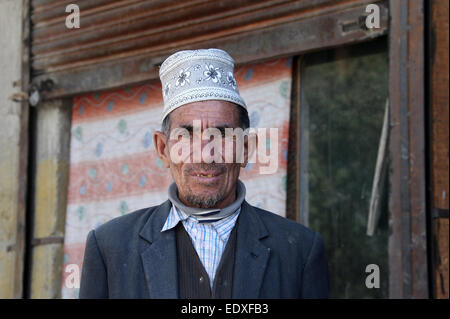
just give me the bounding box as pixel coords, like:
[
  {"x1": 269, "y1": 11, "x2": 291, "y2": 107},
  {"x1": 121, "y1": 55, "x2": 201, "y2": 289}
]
[
  {"x1": 167, "y1": 180, "x2": 246, "y2": 222},
  {"x1": 161, "y1": 205, "x2": 189, "y2": 232},
  {"x1": 161, "y1": 204, "x2": 241, "y2": 240}
]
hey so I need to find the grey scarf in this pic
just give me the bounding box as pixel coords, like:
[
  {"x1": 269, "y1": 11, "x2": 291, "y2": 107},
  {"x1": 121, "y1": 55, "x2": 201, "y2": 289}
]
[{"x1": 168, "y1": 180, "x2": 246, "y2": 223}]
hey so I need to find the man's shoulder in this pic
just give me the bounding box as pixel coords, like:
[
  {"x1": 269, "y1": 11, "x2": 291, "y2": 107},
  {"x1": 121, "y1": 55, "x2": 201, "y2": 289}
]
[
  {"x1": 246, "y1": 202, "x2": 318, "y2": 245},
  {"x1": 93, "y1": 201, "x2": 166, "y2": 239}
]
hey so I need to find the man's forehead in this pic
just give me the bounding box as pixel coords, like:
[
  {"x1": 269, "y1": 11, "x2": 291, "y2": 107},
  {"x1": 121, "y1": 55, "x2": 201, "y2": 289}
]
[{"x1": 169, "y1": 101, "x2": 240, "y2": 125}]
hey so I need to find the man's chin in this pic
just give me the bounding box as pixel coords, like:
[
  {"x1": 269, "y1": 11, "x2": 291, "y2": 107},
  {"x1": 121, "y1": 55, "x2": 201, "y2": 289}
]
[
  {"x1": 185, "y1": 195, "x2": 221, "y2": 209},
  {"x1": 184, "y1": 188, "x2": 224, "y2": 209}
]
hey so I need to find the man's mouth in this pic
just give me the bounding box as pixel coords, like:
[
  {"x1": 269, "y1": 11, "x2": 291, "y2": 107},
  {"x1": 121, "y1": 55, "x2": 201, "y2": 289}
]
[
  {"x1": 189, "y1": 170, "x2": 224, "y2": 183},
  {"x1": 191, "y1": 171, "x2": 222, "y2": 178}
]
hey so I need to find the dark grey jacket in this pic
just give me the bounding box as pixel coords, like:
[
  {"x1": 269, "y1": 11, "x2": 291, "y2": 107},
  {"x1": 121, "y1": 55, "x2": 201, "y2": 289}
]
[{"x1": 79, "y1": 200, "x2": 329, "y2": 298}]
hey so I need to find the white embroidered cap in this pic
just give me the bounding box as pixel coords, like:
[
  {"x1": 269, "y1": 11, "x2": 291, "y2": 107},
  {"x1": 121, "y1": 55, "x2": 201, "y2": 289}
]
[{"x1": 159, "y1": 48, "x2": 247, "y2": 121}]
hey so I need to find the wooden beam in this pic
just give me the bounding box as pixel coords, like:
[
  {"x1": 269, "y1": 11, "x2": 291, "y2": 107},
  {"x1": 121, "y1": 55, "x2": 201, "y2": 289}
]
[
  {"x1": 285, "y1": 56, "x2": 301, "y2": 222},
  {"x1": 15, "y1": 0, "x2": 32, "y2": 299},
  {"x1": 429, "y1": 0, "x2": 449, "y2": 299},
  {"x1": 0, "y1": 0, "x2": 30, "y2": 299},
  {"x1": 29, "y1": 99, "x2": 72, "y2": 298},
  {"x1": 388, "y1": 0, "x2": 429, "y2": 299}
]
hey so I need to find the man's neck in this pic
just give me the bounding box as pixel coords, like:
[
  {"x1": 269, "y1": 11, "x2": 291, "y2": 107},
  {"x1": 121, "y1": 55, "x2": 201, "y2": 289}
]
[
  {"x1": 179, "y1": 188, "x2": 237, "y2": 210},
  {"x1": 167, "y1": 180, "x2": 246, "y2": 222}
]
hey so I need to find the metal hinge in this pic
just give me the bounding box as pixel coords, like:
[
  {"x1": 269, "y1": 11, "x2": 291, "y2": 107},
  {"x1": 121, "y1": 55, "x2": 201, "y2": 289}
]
[
  {"x1": 8, "y1": 79, "x2": 55, "y2": 106},
  {"x1": 340, "y1": 15, "x2": 369, "y2": 33},
  {"x1": 432, "y1": 208, "x2": 449, "y2": 219}
]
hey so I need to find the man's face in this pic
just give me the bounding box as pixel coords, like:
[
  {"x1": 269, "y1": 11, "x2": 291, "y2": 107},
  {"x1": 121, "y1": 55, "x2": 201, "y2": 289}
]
[{"x1": 154, "y1": 100, "x2": 247, "y2": 209}]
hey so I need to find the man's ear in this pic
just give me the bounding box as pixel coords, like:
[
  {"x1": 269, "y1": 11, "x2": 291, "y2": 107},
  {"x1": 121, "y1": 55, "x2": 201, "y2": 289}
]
[{"x1": 153, "y1": 131, "x2": 171, "y2": 168}]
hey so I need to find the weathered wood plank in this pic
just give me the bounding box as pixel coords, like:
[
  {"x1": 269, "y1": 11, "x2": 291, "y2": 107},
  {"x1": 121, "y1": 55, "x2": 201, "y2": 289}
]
[
  {"x1": 29, "y1": 99, "x2": 72, "y2": 298},
  {"x1": 0, "y1": 0, "x2": 29, "y2": 299},
  {"x1": 388, "y1": 0, "x2": 428, "y2": 299},
  {"x1": 430, "y1": 0, "x2": 449, "y2": 299}
]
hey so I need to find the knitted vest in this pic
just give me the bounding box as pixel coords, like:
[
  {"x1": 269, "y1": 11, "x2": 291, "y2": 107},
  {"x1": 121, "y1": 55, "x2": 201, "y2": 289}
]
[{"x1": 175, "y1": 220, "x2": 238, "y2": 298}]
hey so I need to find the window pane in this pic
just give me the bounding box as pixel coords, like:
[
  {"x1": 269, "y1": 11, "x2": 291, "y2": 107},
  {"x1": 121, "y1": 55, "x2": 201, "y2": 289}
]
[{"x1": 300, "y1": 38, "x2": 389, "y2": 298}]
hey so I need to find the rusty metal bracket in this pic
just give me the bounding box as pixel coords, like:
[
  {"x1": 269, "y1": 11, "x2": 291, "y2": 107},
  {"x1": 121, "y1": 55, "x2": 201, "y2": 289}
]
[
  {"x1": 432, "y1": 208, "x2": 449, "y2": 219},
  {"x1": 340, "y1": 15, "x2": 369, "y2": 33},
  {"x1": 8, "y1": 91, "x2": 29, "y2": 102},
  {"x1": 7, "y1": 79, "x2": 55, "y2": 106},
  {"x1": 31, "y1": 236, "x2": 64, "y2": 247}
]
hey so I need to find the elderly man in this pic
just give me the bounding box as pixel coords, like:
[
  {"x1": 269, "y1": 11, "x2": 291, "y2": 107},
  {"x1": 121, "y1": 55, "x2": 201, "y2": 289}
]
[{"x1": 79, "y1": 49, "x2": 329, "y2": 299}]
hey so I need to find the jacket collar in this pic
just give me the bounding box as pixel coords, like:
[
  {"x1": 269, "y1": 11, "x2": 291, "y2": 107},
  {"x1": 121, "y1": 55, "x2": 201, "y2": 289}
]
[
  {"x1": 139, "y1": 199, "x2": 270, "y2": 298},
  {"x1": 139, "y1": 200, "x2": 178, "y2": 298},
  {"x1": 232, "y1": 200, "x2": 270, "y2": 298},
  {"x1": 139, "y1": 199, "x2": 172, "y2": 244}
]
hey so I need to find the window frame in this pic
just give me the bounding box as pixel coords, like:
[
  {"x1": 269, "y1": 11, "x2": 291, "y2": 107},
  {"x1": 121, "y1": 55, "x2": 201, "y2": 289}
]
[{"x1": 286, "y1": 0, "x2": 428, "y2": 299}]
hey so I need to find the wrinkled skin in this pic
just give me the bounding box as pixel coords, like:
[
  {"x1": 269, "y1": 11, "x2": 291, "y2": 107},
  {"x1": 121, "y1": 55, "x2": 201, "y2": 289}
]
[{"x1": 153, "y1": 100, "x2": 249, "y2": 209}]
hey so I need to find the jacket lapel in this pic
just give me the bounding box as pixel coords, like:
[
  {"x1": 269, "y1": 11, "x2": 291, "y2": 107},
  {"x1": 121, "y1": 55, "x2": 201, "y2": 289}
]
[
  {"x1": 138, "y1": 199, "x2": 271, "y2": 299},
  {"x1": 233, "y1": 201, "x2": 271, "y2": 298},
  {"x1": 139, "y1": 200, "x2": 179, "y2": 299}
]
